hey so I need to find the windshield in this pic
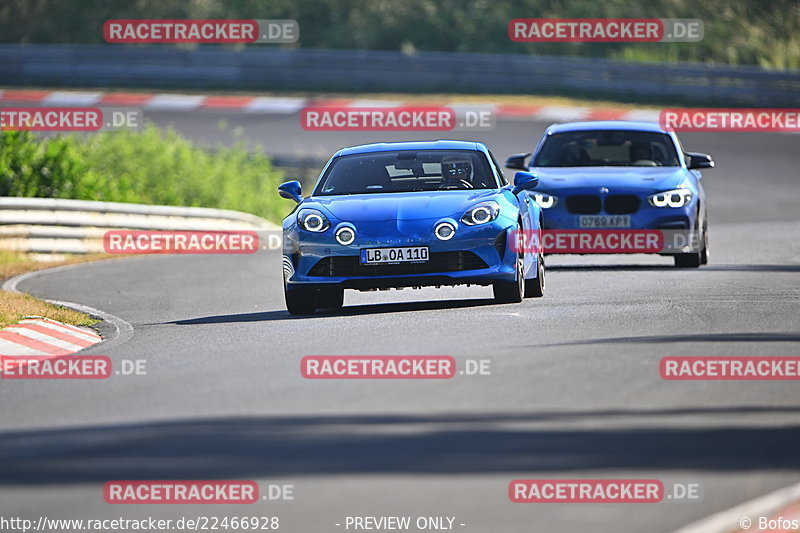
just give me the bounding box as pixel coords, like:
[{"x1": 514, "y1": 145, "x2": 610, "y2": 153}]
[
  {"x1": 314, "y1": 150, "x2": 499, "y2": 195},
  {"x1": 533, "y1": 130, "x2": 681, "y2": 167}
]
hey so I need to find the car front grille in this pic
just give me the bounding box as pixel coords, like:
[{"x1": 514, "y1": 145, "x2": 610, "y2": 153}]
[
  {"x1": 604, "y1": 195, "x2": 641, "y2": 214},
  {"x1": 308, "y1": 251, "x2": 489, "y2": 277},
  {"x1": 565, "y1": 194, "x2": 641, "y2": 215},
  {"x1": 566, "y1": 195, "x2": 601, "y2": 214}
]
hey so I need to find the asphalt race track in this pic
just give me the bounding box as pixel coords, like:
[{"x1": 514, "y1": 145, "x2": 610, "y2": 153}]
[{"x1": 1, "y1": 109, "x2": 799, "y2": 532}]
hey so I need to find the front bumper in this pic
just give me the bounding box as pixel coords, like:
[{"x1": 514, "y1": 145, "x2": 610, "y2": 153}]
[
  {"x1": 283, "y1": 219, "x2": 520, "y2": 290},
  {"x1": 539, "y1": 195, "x2": 699, "y2": 255}
]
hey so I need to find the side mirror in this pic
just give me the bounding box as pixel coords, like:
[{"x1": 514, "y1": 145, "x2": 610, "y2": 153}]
[
  {"x1": 505, "y1": 153, "x2": 531, "y2": 170},
  {"x1": 278, "y1": 180, "x2": 303, "y2": 203},
  {"x1": 512, "y1": 171, "x2": 539, "y2": 195},
  {"x1": 685, "y1": 152, "x2": 715, "y2": 170}
]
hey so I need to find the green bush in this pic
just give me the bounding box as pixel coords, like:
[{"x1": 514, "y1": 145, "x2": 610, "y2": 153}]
[
  {"x1": 0, "y1": 130, "x2": 98, "y2": 199},
  {"x1": 0, "y1": 126, "x2": 291, "y2": 224}
]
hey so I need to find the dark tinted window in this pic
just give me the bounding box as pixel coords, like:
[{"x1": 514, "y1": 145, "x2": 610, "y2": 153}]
[
  {"x1": 533, "y1": 130, "x2": 680, "y2": 167},
  {"x1": 314, "y1": 150, "x2": 499, "y2": 195}
]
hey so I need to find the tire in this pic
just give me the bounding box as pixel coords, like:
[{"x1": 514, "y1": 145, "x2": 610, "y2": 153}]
[
  {"x1": 285, "y1": 285, "x2": 316, "y2": 315},
  {"x1": 674, "y1": 251, "x2": 701, "y2": 268},
  {"x1": 524, "y1": 253, "x2": 545, "y2": 298},
  {"x1": 317, "y1": 287, "x2": 344, "y2": 309},
  {"x1": 674, "y1": 222, "x2": 706, "y2": 268},
  {"x1": 700, "y1": 223, "x2": 709, "y2": 265},
  {"x1": 493, "y1": 249, "x2": 525, "y2": 304}
]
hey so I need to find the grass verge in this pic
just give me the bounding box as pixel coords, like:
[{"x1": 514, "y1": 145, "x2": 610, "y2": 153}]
[
  {"x1": 0, "y1": 291, "x2": 98, "y2": 329},
  {"x1": 0, "y1": 251, "x2": 108, "y2": 329}
]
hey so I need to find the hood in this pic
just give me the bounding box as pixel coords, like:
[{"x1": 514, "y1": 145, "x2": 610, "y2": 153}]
[
  {"x1": 308, "y1": 190, "x2": 498, "y2": 222},
  {"x1": 532, "y1": 167, "x2": 690, "y2": 194}
]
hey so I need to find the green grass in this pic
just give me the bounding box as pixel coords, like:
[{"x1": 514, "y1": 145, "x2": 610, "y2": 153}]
[
  {"x1": 0, "y1": 290, "x2": 99, "y2": 328},
  {"x1": 0, "y1": 251, "x2": 103, "y2": 328},
  {"x1": 0, "y1": 125, "x2": 292, "y2": 224}
]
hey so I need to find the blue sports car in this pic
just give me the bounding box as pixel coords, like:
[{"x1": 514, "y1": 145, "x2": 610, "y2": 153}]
[
  {"x1": 505, "y1": 121, "x2": 714, "y2": 267},
  {"x1": 278, "y1": 140, "x2": 545, "y2": 315}
]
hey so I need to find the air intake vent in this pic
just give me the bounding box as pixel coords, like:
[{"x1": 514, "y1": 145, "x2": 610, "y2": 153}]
[{"x1": 309, "y1": 251, "x2": 489, "y2": 277}]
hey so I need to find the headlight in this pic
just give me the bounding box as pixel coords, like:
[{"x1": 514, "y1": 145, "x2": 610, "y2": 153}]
[
  {"x1": 648, "y1": 188, "x2": 693, "y2": 208},
  {"x1": 435, "y1": 222, "x2": 456, "y2": 240},
  {"x1": 335, "y1": 226, "x2": 356, "y2": 245},
  {"x1": 298, "y1": 209, "x2": 330, "y2": 232},
  {"x1": 461, "y1": 201, "x2": 500, "y2": 226},
  {"x1": 531, "y1": 192, "x2": 558, "y2": 208}
]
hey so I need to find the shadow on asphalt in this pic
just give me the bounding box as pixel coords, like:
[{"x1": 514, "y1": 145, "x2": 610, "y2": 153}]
[
  {"x1": 536, "y1": 331, "x2": 800, "y2": 347},
  {"x1": 1, "y1": 406, "x2": 800, "y2": 484},
  {"x1": 164, "y1": 298, "x2": 499, "y2": 324}
]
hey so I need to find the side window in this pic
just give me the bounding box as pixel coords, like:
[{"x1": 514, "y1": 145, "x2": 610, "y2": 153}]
[{"x1": 487, "y1": 151, "x2": 508, "y2": 186}]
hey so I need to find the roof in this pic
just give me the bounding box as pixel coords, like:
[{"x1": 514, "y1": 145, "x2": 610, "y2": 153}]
[
  {"x1": 546, "y1": 121, "x2": 667, "y2": 134},
  {"x1": 335, "y1": 140, "x2": 483, "y2": 157}
]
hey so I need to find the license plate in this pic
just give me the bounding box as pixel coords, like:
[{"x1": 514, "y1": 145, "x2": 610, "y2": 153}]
[
  {"x1": 361, "y1": 246, "x2": 429, "y2": 264},
  {"x1": 579, "y1": 215, "x2": 631, "y2": 228}
]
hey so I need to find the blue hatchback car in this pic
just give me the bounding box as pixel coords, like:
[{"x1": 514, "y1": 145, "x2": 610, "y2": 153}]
[
  {"x1": 278, "y1": 141, "x2": 545, "y2": 314},
  {"x1": 505, "y1": 121, "x2": 714, "y2": 267}
]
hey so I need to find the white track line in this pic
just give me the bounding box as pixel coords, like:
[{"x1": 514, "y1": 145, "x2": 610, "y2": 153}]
[
  {"x1": 348, "y1": 99, "x2": 404, "y2": 108},
  {"x1": 0, "y1": 338, "x2": 53, "y2": 357},
  {"x1": 41, "y1": 91, "x2": 103, "y2": 106},
  {"x1": 623, "y1": 109, "x2": 662, "y2": 122},
  {"x1": 4, "y1": 326, "x2": 87, "y2": 351},
  {"x1": 144, "y1": 94, "x2": 205, "y2": 111},
  {"x1": 245, "y1": 96, "x2": 307, "y2": 114},
  {"x1": 534, "y1": 105, "x2": 591, "y2": 122},
  {"x1": 19, "y1": 319, "x2": 100, "y2": 343}
]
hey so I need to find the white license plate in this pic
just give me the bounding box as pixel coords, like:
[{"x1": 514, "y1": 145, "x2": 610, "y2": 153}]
[
  {"x1": 579, "y1": 215, "x2": 631, "y2": 228},
  {"x1": 361, "y1": 246, "x2": 429, "y2": 264}
]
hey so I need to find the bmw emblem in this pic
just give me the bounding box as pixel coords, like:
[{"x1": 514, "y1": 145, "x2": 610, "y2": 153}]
[{"x1": 599, "y1": 187, "x2": 610, "y2": 194}]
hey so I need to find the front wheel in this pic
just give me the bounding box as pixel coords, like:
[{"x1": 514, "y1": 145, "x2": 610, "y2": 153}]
[
  {"x1": 524, "y1": 253, "x2": 545, "y2": 298},
  {"x1": 675, "y1": 215, "x2": 708, "y2": 268},
  {"x1": 285, "y1": 285, "x2": 316, "y2": 315},
  {"x1": 674, "y1": 224, "x2": 707, "y2": 268},
  {"x1": 674, "y1": 252, "x2": 701, "y2": 268},
  {"x1": 700, "y1": 223, "x2": 709, "y2": 265},
  {"x1": 493, "y1": 251, "x2": 525, "y2": 304}
]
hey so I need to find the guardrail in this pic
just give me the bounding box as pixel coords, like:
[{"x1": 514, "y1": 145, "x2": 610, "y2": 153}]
[
  {"x1": 0, "y1": 197, "x2": 279, "y2": 257},
  {"x1": 0, "y1": 44, "x2": 798, "y2": 106}
]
